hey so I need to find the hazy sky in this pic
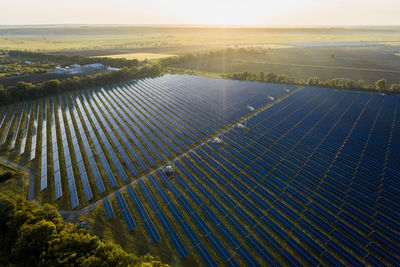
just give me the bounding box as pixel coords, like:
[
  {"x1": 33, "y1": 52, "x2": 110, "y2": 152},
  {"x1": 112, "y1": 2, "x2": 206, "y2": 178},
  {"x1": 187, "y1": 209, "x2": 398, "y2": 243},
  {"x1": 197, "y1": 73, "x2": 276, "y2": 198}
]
[{"x1": 2, "y1": 0, "x2": 400, "y2": 26}]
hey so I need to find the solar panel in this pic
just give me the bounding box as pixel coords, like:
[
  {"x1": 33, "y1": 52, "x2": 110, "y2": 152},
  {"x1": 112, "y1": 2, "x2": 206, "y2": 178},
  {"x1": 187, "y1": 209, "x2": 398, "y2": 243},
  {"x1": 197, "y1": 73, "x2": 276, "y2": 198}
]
[
  {"x1": 0, "y1": 104, "x2": 16, "y2": 145},
  {"x1": 168, "y1": 230, "x2": 188, "y2": 259},
  {"x1": 9, "y1": 102, "x2": 25, "y2": 150},
  {"x1": 56, "y1": 96, "x2": 79, "y2": 208},
  {"x1": 66, "y1": 94, "x2": 105, "y2": 195},
  {"x1": 115, "y1": 192, "x2": 135, "y2": 231},
  {"x1": 73, "y1": 92, "x2": 117, "y2": 188}
]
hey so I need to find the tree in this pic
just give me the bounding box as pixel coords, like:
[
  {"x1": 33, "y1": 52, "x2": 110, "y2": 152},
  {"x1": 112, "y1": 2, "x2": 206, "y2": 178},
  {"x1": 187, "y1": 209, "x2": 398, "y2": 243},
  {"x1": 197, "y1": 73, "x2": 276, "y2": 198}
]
[
  {"x1": 375, "y1": 79, "x2": 388, "y2": 91},
  {"x1": 390, "y1": 84, "x2": 400, "y2": 92},
  {"x1": 307, "y1": 77, "x2": 320, "y2": 86},
  {"x1": 257, "y1": 72, "x2": 265, "y2": 81},
  {"x1": 0, "y1": 192, "x2": 168, "y2": 266}
]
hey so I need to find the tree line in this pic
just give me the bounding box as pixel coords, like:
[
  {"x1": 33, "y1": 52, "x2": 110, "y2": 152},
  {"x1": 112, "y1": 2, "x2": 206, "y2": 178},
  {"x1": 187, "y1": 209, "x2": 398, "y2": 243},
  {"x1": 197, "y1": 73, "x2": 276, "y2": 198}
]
[
  {"x1": 7, "y1": 50, "x2": 140, "y2": 68},
  {"x1": 0, "y1": 64, "x2": 162, "y2": 104},
  {"x1": 161, "y1": 50, "x2": 400, "y2": 94},
  {"x1": 222, "y1": 72, "x2": 400, "y2": 94},
  {"x1": 0, "y1": 192, "x2": 168, "y2": 266}
]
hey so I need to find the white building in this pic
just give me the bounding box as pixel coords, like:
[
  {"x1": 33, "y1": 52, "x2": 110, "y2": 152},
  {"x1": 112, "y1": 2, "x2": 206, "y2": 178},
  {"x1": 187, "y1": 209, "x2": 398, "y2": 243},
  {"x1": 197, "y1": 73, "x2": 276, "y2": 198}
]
[{"x1": 54, "y1": 63, "x2": 105, "y2": 75}]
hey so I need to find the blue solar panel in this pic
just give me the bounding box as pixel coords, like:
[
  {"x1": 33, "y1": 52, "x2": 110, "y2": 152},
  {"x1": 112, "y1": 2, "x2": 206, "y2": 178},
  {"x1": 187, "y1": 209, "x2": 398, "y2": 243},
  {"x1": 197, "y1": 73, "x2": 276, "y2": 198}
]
[
  {"x1": 3, "y1": 74, "x2": 400, "y2": 265},
  {"x1": 73, "y1": 93, "x2": 118, "y2": 188},
  {"x1": 9, "y1": 102, "x2": 25, "y2": 150},
  {"x1": 0, "y1": 104, "x2": 16, "y2": 145},
  {"x1": 56, "y1": 96, "x2": 79, "y2": 208},
  {"x1": 103, "y1": 198, "x2": 114, "y2": 220},
  {"x1": 168, "y1": 230, "x2": 188, "y2": 259},
  {"x1": 206, "y1": 233, "x2": 232, "y2": 262},
  {"x1": 195, "y1": 243, "x2": 218, "y2": 267},
  {"x1": 245, "y1": 235, "x2": 274, "y2": 264},
  {"x1": 180, "y1": 221, "x2": 200, "y2": 246},
  {"x1": 29, "y1": 100, "x2": 40, "y2": 160}
]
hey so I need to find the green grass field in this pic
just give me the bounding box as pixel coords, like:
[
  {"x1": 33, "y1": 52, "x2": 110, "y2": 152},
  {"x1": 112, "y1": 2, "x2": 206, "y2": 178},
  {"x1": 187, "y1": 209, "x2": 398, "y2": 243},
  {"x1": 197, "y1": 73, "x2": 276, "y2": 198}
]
[
  {"x1": 168, "y1": 46, "x2": 400, "y2": 84},
  {"x1": 2, "y1": 26, "x2": 400, "y2": 53}
]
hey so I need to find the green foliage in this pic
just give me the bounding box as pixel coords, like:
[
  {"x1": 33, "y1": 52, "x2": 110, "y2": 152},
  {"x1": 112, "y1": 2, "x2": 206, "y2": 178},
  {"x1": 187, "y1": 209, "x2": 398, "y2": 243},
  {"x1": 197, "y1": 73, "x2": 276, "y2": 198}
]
[
  {"x1": 165, "y1": 50, "x2": 400, "y2": 94},
  {"x1": 8, "y1": 50, "x2": 140, "y2": 68},
  {"x1": 1, "y1": 63, "x2": 162, "y2": 104},
  {"x1": 0, "y1": 192, "x2": 168, "y2": 266},
  {"x1": 375, "y1": 78, "x2": 388, "y2": 91},
  {"x1": 220, "y1": 71, "x2": 399, "y2": 94}
]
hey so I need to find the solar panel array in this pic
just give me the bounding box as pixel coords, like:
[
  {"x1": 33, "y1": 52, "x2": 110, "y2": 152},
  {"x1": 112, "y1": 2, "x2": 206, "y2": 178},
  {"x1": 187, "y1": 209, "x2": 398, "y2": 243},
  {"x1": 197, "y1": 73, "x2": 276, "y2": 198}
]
[
  {"x1": 1, "y1": 74, "x2": 399, "y2": 265},
  {"x1": 101, "y1": 81, "x2": 399, "y2": 265},
  {"x1": 19, "y1": 101, "x2": 32, "y2": 155},
  {"x1": 0, "y1": 75, "x2": 287, "y2": 210}
]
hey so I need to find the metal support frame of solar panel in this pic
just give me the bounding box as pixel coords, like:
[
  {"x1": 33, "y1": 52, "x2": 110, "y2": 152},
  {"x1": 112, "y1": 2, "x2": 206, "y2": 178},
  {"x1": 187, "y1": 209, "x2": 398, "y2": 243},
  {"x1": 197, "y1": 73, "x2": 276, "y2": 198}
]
[
  {"x1": 9, "y1": 102, "x2": 25, "y2": 150},
  {"x1": 84, "y1": 90, "x2": 137, "y2": 178},
  {"x1": 99, "y1": 87, "x2": 158, "y2": 166},
  {"x1": 115, "y1": 191, "x2": 136, "y2": 231},
  {"x1": 102, "y1": 87, "x2": 165, "y2": 162},
  {"x1": 50, "y1": 97, "x2": 63, "y2": 199},
  {"x1": 66, "y1": 93, "x2": 105, "y2": 195},
  {"x1": 126, "y1": 184, "x2": 160, "y2": 243},
  {"x1": 19, "y1": 101, "x2": 32, "y2": 155},
  {"x1": 73, "y1": 92, "x2": 118, "y2": 188},
  {"x1": 0, "y1": 104, "x2": 17, "y2": 145}
]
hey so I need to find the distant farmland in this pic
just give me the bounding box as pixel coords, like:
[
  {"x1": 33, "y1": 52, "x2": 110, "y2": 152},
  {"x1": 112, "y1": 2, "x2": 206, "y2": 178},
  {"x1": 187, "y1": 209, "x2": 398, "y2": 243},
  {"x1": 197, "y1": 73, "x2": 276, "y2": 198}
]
[
  {"x1": 0, "y1": 75, "x2": 399, "y2": 266},
  {"x1": 93, "y1": 52, "x2": 176, "y2": 61}
]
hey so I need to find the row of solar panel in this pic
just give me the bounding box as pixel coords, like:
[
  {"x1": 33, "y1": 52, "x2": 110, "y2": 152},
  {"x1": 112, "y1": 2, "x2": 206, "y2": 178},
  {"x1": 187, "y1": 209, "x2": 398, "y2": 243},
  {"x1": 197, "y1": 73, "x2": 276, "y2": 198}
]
[{"x1": 202, "y1": 89, "x2": 398, "y2": 264}]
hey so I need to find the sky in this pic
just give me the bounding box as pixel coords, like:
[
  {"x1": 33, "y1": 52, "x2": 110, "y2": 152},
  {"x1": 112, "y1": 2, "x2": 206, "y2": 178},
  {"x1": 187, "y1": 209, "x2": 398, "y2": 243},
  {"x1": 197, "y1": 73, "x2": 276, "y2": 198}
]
[{"x1": 2, "y1": 0, "x2": 400, "y2": 26}]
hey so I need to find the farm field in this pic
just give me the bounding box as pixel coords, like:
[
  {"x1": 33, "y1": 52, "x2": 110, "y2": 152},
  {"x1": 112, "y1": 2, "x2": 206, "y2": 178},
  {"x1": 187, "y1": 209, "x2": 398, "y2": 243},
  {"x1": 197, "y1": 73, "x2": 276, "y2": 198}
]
[
  {"x1": 169, "y1": 45, "x2": 400, "y2": 84},
  {"x1": 93, "y1": 52, "x2": 176, "y2": 61},
  {"x1": 2, "y1": 26, "x2": 400, "y2": 53},
  {"x1": 2, "y1": 26, "x2": 400, "y2": 86},
  {"x1": 1, "y1": 74, "x2": 399, "y2": 266}
]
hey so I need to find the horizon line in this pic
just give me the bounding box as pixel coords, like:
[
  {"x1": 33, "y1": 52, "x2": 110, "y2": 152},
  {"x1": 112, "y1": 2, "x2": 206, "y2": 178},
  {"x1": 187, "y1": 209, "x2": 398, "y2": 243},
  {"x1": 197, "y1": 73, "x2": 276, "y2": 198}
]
[{"x1": 1, "y1": 23, "x2": 400, "y2": 28}]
